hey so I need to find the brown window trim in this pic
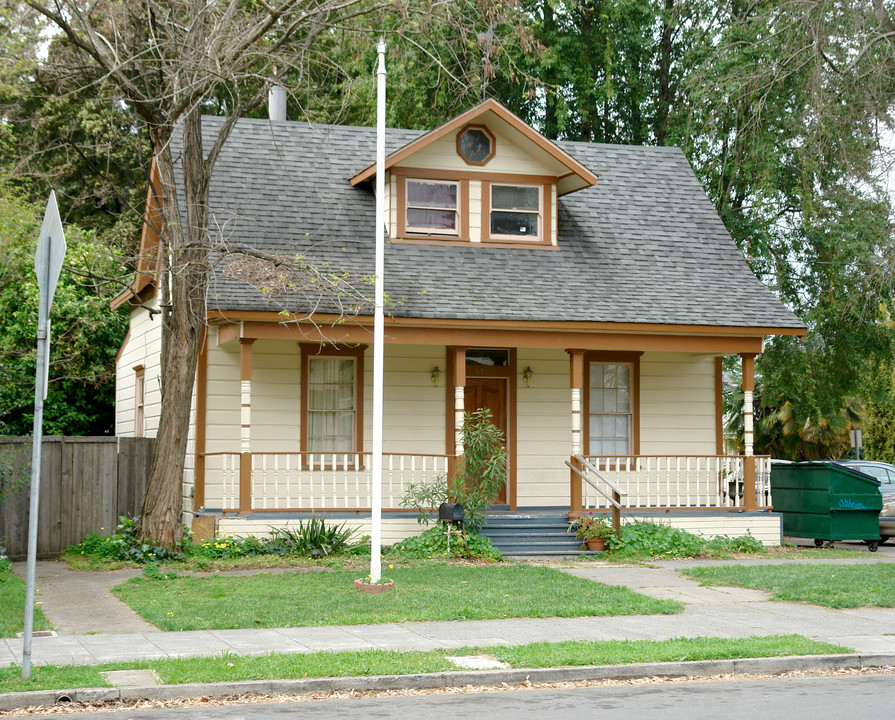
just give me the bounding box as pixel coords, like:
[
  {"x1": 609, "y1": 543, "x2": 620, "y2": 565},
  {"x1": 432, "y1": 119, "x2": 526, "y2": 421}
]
[
  {"x1": 583, "y1": 351, "x2": 642, "y2": 457},
  {"x1": 481, "y1": 180, "x2": 554, "y2": 246},
  {"x1": 300, "y1": 344, "x2": 366, "y2": 466},
  {"x1": 395, "y1": 174, "x2": 470, "y2": 242},
  {"x1": 134, "y1": 366, "x2": 145, "y2": 438},
  {"x1": 456, "y1": 124, "x2": 496, "y2": 166}
]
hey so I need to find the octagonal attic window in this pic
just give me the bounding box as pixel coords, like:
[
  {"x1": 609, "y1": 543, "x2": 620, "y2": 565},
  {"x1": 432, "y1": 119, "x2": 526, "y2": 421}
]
[{"x1": 457, "y1": 125, "x2": 495, "y2": 165}]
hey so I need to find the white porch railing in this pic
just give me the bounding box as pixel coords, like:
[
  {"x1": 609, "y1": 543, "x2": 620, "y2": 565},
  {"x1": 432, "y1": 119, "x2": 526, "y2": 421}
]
[
  {"x1": 578, "y1": 455, "x2": 772, "y2": 510},
  {"x1": 202, "y1": 452, "x2": 451, "y2": 512}
]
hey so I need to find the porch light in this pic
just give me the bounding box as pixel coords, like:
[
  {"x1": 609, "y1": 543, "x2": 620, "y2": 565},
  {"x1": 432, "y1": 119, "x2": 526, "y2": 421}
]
[
  {"x1": 431, "y1": 367, "x2": 441, "y2": 386},
  {"x1": 523, "y1": 367, "x2": 533, "y2": 387}
]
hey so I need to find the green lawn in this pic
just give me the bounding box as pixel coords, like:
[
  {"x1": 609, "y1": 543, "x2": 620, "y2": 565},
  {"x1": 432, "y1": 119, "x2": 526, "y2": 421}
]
[
  {"x1": 0, "y1": 634, "x2": 850, "y2": 694},
  {"x1": 0, "y1": 573, "x2": 53, "y2": 638},
  {"x1": 682, "y1": 563, "x2": 895, "y2": 608},
  {"x1": 112, "y1": 564, "x2": 682, "y2": 631}
]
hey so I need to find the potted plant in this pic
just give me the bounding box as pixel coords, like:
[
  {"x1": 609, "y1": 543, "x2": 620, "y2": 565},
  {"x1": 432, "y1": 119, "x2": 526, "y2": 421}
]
[{"x1": 571, "y1": 512, "x2": 614, "y2": 551}]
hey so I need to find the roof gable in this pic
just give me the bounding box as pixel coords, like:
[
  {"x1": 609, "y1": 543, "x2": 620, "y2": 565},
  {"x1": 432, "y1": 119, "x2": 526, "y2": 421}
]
[{"x1": 349, "y1": 98, "x2": 598, "y2": 196}]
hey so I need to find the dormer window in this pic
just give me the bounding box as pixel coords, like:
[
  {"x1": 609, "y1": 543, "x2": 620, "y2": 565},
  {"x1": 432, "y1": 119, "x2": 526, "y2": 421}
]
[
  {"x1": 484, "y1": 182, "x2": 543, "y2": 242},
  {"x1": 457, "y1": 125, "x2": 495, "y2": 165},
  {"x1": 405, "y1": 179, "x2": 459, "y2": 235}
]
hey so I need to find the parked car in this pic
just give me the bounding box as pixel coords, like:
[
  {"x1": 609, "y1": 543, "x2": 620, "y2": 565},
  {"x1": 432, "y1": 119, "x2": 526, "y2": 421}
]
[{"x1": 835, "y1": 460, "x2": 895, "y2": 544}]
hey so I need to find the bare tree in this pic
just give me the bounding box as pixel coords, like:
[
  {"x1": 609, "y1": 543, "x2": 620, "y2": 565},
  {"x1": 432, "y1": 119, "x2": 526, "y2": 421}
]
[{"x1": 20, "y1": 0, "x2": 522, "y2": 547}]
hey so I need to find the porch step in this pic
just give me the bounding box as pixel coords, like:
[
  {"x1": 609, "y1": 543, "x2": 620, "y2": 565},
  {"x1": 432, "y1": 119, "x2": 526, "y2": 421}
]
[{"x1": 480, "y1": 513, "x2": 600, "y2": 558}]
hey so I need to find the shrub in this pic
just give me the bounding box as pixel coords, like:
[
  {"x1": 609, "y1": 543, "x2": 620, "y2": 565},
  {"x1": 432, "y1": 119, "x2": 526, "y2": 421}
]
[
  {"x1": 0, "y1": 543, "x2": 9, "y2": 574},
  {"x1": 389, "y1": 526, "x2": 503, "y2": 561},
  {"x1": 400, "y1": 409, "x2": 508, "y2": 532},
  {"x1": 865, "y1": 400, "x2": 895, "y2": 464},
  {"x1": 267, "y1": 515, "x2": 359, "y2": 558}
]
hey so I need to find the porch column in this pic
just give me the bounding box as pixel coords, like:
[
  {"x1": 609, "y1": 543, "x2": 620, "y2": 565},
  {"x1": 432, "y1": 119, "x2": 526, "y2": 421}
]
[
  {"x1": 567, "y1": 349, "x2": 585, "y2": 516},
  {"x1": 239, "y1": 338, "x2": 256, "y2": 513},
  {"x1": 567, "y1": 349, "x2": 585, "y2": 456},
  {"x1": 453, "y1": 348, "x2": 467, "y2": 455},
  {"x1": 741, "y1": 353, "x2": 756, "y2": 511}
]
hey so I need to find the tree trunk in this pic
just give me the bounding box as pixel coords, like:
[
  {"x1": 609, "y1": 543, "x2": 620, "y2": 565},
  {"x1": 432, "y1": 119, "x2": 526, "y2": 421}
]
[
  {"x1": 138, "y1": 105, "x2": 211, "y2": 548},
  {"x1": 656, "y1": 0, "x2": 674, "y2": 146}
]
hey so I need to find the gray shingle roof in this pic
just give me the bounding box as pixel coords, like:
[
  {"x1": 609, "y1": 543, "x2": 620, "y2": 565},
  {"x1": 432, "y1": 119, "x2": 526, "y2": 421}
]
[{"x1": 182, "y1": 116, "x2": 803, "y2": 329}]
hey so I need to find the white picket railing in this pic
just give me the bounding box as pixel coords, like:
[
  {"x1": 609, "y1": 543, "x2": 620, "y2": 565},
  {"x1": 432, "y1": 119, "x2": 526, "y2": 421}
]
[
  {"x1": 579, "y1": 455, "x2": 772, "y2": 510},
  {"x1": 202, "y1": 452, "x2": 451, "y2": 511}
]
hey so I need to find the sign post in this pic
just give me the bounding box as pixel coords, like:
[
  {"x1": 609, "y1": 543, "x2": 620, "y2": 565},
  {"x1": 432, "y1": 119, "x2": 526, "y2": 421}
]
[{"x1": 22, "y1": 191, "x2": 66, "y2": 679}]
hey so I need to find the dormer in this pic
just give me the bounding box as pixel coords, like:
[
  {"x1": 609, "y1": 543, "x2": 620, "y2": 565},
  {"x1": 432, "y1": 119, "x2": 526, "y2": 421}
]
[{"x1": 350, "y1": 99, "x2": 597, "y2": 248}]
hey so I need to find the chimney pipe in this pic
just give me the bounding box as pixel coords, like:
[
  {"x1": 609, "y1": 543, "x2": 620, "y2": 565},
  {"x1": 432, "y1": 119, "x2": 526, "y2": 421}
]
[{"x1": 268, "y1": 85, "x2": 287, "y2": 122}]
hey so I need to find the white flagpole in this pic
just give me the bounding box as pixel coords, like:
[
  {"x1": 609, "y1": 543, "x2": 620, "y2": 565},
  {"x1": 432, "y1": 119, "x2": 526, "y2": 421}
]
[{"x1": 370, "y1": 40, "x2": 387, "y2": 584}]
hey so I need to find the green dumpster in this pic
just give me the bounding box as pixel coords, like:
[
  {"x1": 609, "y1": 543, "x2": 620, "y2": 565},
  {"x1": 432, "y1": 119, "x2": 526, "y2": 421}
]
[{"x1": 770, "y1": 461, "x2": 883, "y2": 551}]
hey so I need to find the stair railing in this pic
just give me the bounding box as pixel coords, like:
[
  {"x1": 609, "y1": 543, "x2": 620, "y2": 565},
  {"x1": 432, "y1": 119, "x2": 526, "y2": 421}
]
[{"x1": 566, "y1": 454, "x2": 628, "y2": 538}]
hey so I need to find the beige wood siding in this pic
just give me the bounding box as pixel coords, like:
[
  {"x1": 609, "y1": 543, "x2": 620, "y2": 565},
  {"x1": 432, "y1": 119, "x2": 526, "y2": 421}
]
[
  {"x1": 516, "y1": 348, "x2": 571, "y2": 507},
  {"x1": 115, "y1": 301, "x2": 162, "y2": 437},
  {"x1": 203, "y1": 341, "x2": 446, "y2": 455},
  {"x1": 220, "y1": 513, "x2": 781, "y2": 546},
  {"x1": 469, "y1": 180, "x2": 482, "y2": 243},
  {"x1": 397, "y1": 127, "x2": 558, "y2": 175},
  {"x1": 621, "y1": 514, "x2": 781, "y2": 546},
  {"x1": 375, "y1": 345, "x2": 447, "y2": 453},
  {"x1": 387, "y1": 173, "x2": 396, "y2": 237},
  {"x1": 205, "y1": 329, "x2": 242, "y2": 453},
  {"x1": 640, "y1": 352, "x2": 716, "y2": 455}
]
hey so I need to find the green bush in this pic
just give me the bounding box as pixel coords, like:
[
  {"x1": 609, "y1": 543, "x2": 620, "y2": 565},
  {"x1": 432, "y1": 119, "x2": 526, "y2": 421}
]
[
  {"x1": 389, "y1": 526, "x2": 503, "y2": 561},
  {"x1": 400, "y1": 409, "x2": 508, "y2": 532},
  {"x1": 865, "y1": 401, "x2": 895, "y2": 464},
  {"x1": 0, "y1": 543, "x2": 9, "y2": 573},
  {"x1": 267, "y1": 515, "x2": 358, "y2": 558},
  {"x1": 606, "y1": 521, "x2": 763, "y2": 560}
]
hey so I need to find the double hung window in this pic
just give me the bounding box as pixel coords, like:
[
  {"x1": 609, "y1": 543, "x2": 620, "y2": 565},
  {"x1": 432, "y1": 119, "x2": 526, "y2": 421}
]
[
  {"x1": 489, "y1": 184, "x2": 541, "y2": 240},
  {"x1": 588, "y1": 363, "x2": 632, "y2": 456},
  {"x1": 405, "y1": 179, "x2": 459, "y2": 235},
  {"x1": 306, "y1": 357, "x2": 356, "y2": 452},
  {"x1": 300, "y1": 345, "x2": 365, "y2": 458}
]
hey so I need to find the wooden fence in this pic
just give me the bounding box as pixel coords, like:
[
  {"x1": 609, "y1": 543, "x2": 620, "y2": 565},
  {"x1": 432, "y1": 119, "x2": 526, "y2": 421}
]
[{"x1": 0, "y1": 437, "x2": 154, "y2": 560}]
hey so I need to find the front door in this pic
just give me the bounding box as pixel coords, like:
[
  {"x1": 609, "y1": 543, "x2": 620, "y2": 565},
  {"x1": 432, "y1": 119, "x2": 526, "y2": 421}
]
[{"x1": 465, "y1": 376, "x2": 508, "y2": 504}]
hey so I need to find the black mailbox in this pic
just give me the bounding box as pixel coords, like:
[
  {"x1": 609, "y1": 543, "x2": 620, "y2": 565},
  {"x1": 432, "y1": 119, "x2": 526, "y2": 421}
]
[{"x1": 438, "y1": 502, "x2": 464, "y2": 522}]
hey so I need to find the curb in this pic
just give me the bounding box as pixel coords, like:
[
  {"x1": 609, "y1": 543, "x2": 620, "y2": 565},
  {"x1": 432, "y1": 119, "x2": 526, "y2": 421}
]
[{"x1": 2, "y1": 654, "x2": 894, "y2": 712}]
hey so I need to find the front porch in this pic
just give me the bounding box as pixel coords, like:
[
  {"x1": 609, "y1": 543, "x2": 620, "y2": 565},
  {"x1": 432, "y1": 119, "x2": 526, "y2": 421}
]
[
  {"x1": 201, "y1": 452, "x2": 771, "y2": 515},
  {"x1": 191, "y1": 324, "x2": 777, "y2": 544},
  {"x1": 201, "y1": 450, "x2": 781, "y2": 547}
]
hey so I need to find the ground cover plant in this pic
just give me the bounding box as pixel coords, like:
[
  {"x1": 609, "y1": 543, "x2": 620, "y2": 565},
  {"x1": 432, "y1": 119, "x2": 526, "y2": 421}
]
[
  {"x1": 682, "y1": 563, "x2": 895, "y2": 608},
  {"x1": 112, "y1": 564, "x2": 682, "y2": 632},
  {"x1": 0, "y1": 634, "x2": 850, "y2": 694},
  {"x1": 388, "y1": 527, "x2": 502, "y2": 561},
  {"x1": 63, "y1": 515, "x2": 363, "y2": 570},
  {"x1": 604, "y1": 521, "x2": 764, "y2": 560},
  {"x1": 0, "y1": 558, "x2": 52, "y2": 638}
]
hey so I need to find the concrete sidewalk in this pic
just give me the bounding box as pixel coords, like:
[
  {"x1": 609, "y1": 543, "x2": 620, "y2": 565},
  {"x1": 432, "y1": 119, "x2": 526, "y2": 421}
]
[{"x1": 4, "y1": 554, "x2": 895, "y2": 669}]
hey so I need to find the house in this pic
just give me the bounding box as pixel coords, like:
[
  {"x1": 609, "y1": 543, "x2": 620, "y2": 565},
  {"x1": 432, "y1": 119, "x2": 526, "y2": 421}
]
[{"x1": 113, "y1": 98, "x2": 805, "y2": 546}]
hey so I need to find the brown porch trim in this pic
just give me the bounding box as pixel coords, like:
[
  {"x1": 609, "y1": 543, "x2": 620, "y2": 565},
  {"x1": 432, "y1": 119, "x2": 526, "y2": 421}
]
[
  {"x1": 215, "y1": 319, "x2": 768, "y2": 355},
  {"x1": 194, "y1": 327, "x2": 208, "y2": 511},
  {"x1": 715, "y1": 356, "x2": 724, "y2": 455},
  {"x1": 207, "y1": 309, "x2": 805, "y2": 339}
]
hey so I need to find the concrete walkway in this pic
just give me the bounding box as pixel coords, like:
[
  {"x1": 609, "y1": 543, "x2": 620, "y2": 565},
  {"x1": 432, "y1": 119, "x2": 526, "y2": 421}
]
[{"x1": 4, "y1": 552, "x2": 895, "y2": 669}]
